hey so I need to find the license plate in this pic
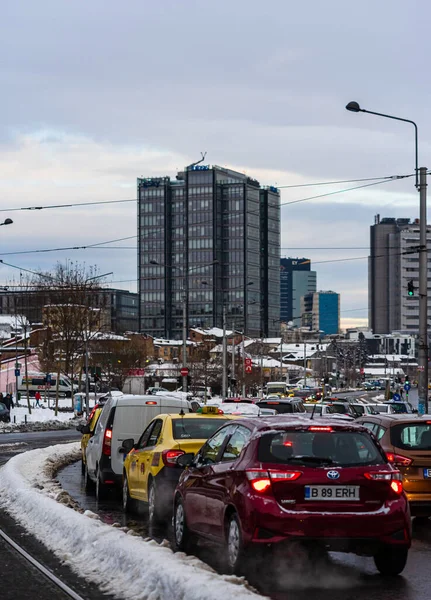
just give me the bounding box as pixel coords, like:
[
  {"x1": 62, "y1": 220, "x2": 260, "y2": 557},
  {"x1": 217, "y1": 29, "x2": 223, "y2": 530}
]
[
  {"x1": 304, "y1": 485, "x2": 360, "y2": 501},
  {"x1": 424, "y1": 469, "x2": 431, "y2": 479}
]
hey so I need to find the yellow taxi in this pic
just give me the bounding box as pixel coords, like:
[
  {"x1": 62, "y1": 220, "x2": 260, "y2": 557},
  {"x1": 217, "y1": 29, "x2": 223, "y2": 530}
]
[
  {"x1": 121, "y1": 406, "x2": 240, "y2": 522},
  {"x1": 76, "y1": 404, "x2": 104, "y2": 474}
]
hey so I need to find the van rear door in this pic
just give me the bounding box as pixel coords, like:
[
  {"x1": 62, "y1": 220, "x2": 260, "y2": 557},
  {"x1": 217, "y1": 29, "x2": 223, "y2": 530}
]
[{"x1": 111, "y1": 402, "x2": 160, "y2": 477}]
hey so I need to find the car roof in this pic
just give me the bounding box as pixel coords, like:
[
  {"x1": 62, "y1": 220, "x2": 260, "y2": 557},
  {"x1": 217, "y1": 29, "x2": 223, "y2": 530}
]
[
  {"x1": 257, "y1": 397, "x2": 302, "y2": 404},
  {"x1": 229, "y1": 415, "x2": 368, "y2": 432},
  {"x1": 150, "y1": 413, "x2": 240, "y2": 421},
  {"x1": 358, "y1": 414, "x2": 431, "y2": 425}
]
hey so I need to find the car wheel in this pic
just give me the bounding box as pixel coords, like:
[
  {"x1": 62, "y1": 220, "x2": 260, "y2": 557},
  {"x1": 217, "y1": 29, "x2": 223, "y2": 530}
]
[
  {"x1": 225, "y1": 513, "x2": 245, "y2": 574},
  {"x1": 95, "y1": 466, "x2": 108, "y2": 502},
  {"x1": 148, "y1": 480, "x2": 165, "y2": 524},
  {"x1": 374, "y1": 547, "x2": 408, "y2": 576},
  {"x1": 122, "y1": 475, "x2": 136, "y2": 513},
  {"x1": 84, "y1": 463, "x2": 94, "y2": 492},
  {"x1": 173, "y1": 496, "x2": 191, "y2": 552}
]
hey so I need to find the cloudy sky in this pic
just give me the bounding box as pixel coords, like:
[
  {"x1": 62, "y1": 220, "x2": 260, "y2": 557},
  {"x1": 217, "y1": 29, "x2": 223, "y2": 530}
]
[{"x1": 1, "y1": 0, "x2": 429, "y2": 329}]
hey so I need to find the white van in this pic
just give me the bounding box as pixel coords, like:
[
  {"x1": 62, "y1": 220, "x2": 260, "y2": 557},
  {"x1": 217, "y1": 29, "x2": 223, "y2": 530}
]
[
  {"x1": 84, "y1": 394, "x2": 191, "y2": 500},
  {"x1": 18, "y1": 372, "x2": 78, "y2": 398}
]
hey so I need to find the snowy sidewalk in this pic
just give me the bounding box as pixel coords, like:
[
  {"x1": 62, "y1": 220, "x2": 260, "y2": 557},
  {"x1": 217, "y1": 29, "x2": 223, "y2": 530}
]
[{"x1": 0, "y1": 443, "x2": 263, "y2": 600}]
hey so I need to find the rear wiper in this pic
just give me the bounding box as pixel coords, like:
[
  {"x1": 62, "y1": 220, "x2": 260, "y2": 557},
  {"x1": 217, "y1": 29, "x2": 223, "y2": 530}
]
[{"x1": 288, "y1": 456, "x2": 339, "y2": 466}]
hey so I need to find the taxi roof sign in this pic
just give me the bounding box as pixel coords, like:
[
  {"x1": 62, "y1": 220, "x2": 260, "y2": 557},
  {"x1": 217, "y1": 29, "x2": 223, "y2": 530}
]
[{"x1": 198, "y1": 406, "x2": 223, "y2": 415}]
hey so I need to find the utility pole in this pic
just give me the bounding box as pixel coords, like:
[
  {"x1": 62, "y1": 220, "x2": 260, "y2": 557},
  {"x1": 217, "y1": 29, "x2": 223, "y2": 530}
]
[
  {"x1": 85, "y1": 337, "x2": 90, "y2": 417},
  {"x1": 418, "y1": 166, "x2": 428, "y2": 414},
  {"x1": 303, "y1": 339, "x2": 307, "y2": 388},
  {"x1": 222, "y1": 304, "x2": 227, "y2": 400},
  {"x1": 182, "y1": 290, "x2": 188, "y2": 394},
  {"x1": 241, "y1": 331, "x2": 245, "y2": 397},
  {"x1": 231, "y1": 327, "x2": 235, "y2": 398}
]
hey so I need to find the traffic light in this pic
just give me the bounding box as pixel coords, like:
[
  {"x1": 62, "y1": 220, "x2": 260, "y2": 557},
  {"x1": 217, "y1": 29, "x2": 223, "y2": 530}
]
[{"x1": 407, "y1": 280, "x2": 415, "y2": 296}]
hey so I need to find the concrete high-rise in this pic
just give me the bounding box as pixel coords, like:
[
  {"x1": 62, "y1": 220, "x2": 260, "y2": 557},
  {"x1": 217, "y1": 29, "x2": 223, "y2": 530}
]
[
  {"x1": 280, "y1": 258, "x2": 317, "y2": 324},
  {"x1": 138, "y1": 164, "x2": 280, "y2": 338},
  {"x1": 369, "y1": 215, "x2": 431, "y2": 334}
]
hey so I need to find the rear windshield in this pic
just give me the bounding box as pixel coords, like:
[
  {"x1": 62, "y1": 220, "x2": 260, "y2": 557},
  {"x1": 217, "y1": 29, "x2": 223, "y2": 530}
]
[
  {"x1": 258, "y1": 430, "x2": 384, "y2": 467},
  {"x1": 328, "y1": 404, "x2": 348, "y2": 415},
  {"x1": 390, "y1": 423, "x2": 431, "y2": 450},
  {"x1": 172, "y1": 418, "x2": 229, "y2": 440}
]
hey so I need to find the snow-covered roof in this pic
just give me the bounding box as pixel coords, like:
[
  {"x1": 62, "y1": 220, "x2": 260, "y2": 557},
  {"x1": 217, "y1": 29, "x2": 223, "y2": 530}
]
[
  {"x1": 92, "y1": 332, "x2": 130, "y2": 341},
  {"x1": 190, "y1": 327, "x2": 233, "y2": 338},
  {"x1": 364, "y1": 367, "x2": 405, "y2": 376},
  {"x1": 154, "y1": 338, "x2": 196, "y2": 347},
  {"x1": 368, "y1": 354, "x2": 415, "y2": 361}
]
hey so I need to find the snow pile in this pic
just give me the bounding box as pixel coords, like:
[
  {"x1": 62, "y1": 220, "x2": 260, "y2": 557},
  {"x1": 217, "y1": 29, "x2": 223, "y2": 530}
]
[
  {"x1": 0, "y1": 443, "x2": 263, "y2": 600},
  {"x1": 10, "y1": 406, "x2": 74, "y2": 425}
]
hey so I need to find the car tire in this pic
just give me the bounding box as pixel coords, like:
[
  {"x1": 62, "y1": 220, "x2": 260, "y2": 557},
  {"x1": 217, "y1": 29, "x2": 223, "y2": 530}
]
[
  {"x1": 173, "y1": 496, "x2": 192, "y2": 553},
  {"x1": 122, "y1": 475, "x2": 136, "y2": 513},
  {"x1": 374, "y1": 547, "x2": 408, "y2": 576},
  {"x1": 95, "y1": 466, "x2": 108, "y2": 502},
  {"x1": 84, "y1": 463, "x2": 94, "y2": 492},
  {"x1": 148, "y1": 479, "x2": 166, "y2": 525},
  {"x1": 225, "y1": 512, "x2": 245, "y2": 574}
]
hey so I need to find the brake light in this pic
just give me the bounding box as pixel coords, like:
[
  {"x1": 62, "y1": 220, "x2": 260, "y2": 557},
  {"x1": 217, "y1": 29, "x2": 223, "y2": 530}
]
[
  {"x1": 102, "y1": 428, "x2": 112, "y2": 456},
  {"x1": 162, "y1": 449, "x2": 185, "y2": 467},
  {"x1": 283, "y1": 441, "x2": 293, "y2": 447},
  {"x1": 146, "y1": 401, "x2": 158, "y2": 405},
  {"x1": 217, "y1": 409, "x2": 224, "y2": 414},
  {"x1": 308, "y1": 426, "x2": 333, "y2": 432},
  {"x1": 390, "y1": 480, "x2": 403, "y2": 494},
  {"x1": 267, "y1": 401, "x2": 279, "y2": 405},
  {"x1": 246, "y1": 469, "x2": 271, "y2": 493},
  {"x1": 386, "y1": 453, "x2": 412, "y2": 467}
]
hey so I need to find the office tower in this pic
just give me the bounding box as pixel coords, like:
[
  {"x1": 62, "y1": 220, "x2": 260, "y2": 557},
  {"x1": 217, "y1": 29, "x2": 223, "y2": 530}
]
[
  {"x1": 369, "y1": 214, "x2": 431, "y2": 334},
  {"x1": 138, "y1": 164, "x2": 280, "y2": 338},
  {"x1": 280, "y1": 258, "x2": 317, "y2": 324},
  {"x1": 301, "y1": 290, "x2": 340, "y2": 335}
]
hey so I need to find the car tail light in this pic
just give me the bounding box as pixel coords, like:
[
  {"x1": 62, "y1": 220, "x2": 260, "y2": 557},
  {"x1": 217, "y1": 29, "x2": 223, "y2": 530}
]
[
  {"x1": 308, "y1": 426, "x2": 333, "y2": 432},
  {"x1": 269, "y1": 470, "x2": 302, "y2": 481},
  {"x1": 162, "y1": 449, "x2": 185, "y2": 467},
  {"x1": 102, "y1": 428, "x2": 112, "y2": 456},
  {"x1": 386, "y1": 453, "x2": 412, "y2": 467},
  {"x1": 146, "y1": 401, "x2": 158, "y2": 405},
  {"x1": 364, "y1": 471, "x2": 394, "y2": 481},
  {"x1": 390, "y1": 480, "x2": 403, "y2": 494},
  {"x1": 246, "y1": 469, "x2": 271, "y2": 493}
]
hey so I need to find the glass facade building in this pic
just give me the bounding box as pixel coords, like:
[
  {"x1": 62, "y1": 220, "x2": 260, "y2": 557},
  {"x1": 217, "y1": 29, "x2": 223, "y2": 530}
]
[
  {"x1": 280, "y1": 258, "x2": 317, "y2": 324},
  {"x1": 301, "y1": 290, "x2": 340, "y2": 335},
  {"x1": 138, "y1": 165, "x2": 280, "y2": 338}
]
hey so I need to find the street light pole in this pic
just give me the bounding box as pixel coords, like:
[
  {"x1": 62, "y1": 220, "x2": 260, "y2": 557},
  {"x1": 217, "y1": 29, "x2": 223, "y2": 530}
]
[
  {"x1": 418, "y1": 166, "x2": 428, "y2": 413},
  {"x1": 222, "y1": 304, "x2": 227, "y2": 400},
  {"x1": 346, "y1": 101, "x2": 427, "y2": 413}
]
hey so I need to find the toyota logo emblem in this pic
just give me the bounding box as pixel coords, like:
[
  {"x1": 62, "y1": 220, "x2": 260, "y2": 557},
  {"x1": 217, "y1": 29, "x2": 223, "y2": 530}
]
[{"x1": 327, "y1": 470, "x2": 340, "y2": 480}]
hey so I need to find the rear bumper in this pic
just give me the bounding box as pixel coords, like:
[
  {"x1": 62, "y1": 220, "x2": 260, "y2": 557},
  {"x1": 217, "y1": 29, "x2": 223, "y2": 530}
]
[
  {"x1": 244, "y1": 495, "x2": 411, "y2": 552},
  {"x1": 406, "y1": 492, "x2": 431, "y2": 515}
]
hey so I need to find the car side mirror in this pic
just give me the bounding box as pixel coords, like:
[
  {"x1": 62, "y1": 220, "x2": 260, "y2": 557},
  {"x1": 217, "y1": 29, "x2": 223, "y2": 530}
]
[
  {"x1": 176, "y1": 453, "x2": 195, "y2": 468},
  {"x1": 119, "y1": 438, "x2": 135, "y2": 453}
]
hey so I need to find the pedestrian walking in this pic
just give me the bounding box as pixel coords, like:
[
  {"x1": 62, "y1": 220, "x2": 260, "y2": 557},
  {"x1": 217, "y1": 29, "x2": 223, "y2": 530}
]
[
  {"x1": 3, "y1": 393, "x2": 14, "y2": 411},
  {"x1": 35, "y1": 391, "x2": 42, "y2": 408}
]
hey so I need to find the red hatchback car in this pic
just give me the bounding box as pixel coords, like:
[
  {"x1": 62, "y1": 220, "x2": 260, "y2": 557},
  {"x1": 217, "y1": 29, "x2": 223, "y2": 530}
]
[{"x1": 173, "y1": 417, "x2": 411, "y2": 575}]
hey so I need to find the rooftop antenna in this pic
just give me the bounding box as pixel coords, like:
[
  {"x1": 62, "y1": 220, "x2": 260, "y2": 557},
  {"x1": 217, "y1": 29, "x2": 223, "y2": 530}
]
[{"x1": 187, "y1": 151, "x2": 207, "y2": 169}]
